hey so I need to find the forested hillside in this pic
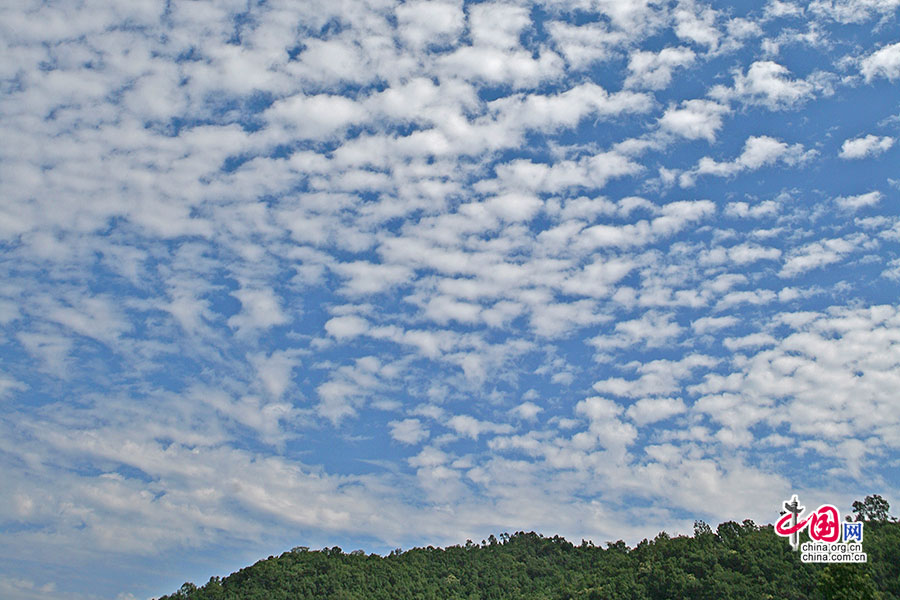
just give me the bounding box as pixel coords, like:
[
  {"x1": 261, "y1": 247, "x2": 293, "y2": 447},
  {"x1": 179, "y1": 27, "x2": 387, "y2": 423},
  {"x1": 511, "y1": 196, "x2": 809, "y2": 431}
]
[{"x1": 160, "y1": 500, "x2": 899, "y2": 600}]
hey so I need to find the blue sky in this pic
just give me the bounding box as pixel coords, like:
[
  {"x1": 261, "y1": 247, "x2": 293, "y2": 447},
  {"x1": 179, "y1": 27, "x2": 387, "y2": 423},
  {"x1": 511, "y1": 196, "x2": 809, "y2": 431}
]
[{"x1": 1, "y1": 0, "x2": 900, "y2": 598}]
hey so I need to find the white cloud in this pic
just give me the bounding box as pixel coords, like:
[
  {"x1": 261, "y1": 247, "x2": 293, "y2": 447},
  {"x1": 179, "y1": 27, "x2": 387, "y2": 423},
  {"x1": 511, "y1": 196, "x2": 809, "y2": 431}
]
[
  {"x1": 713, "y1": 61, "x2": 817, "y2": 109},
  {"x1": 575, "y1": 200, "x2": 715, "y2": 250},
  {"x1": 289, "y1": 38, "x2": 377, "y2": 88},
  {"x1": 810, "y1": 0, "x2": 900, "y2": 23},
  {"x1": 0, "y1": 576, "x2": 65, "y2": 600},
  {"x1": 575, "y1": 395, "x2": 622, "y2": 421},
  {"x1": 446, "y1": 414, "x2": 513, "y2": 439},
  {"x1": 659, "y1": 99, "x2": 730, "y2": 142},
  {"x1": 249, "y1": 350, "x2": 302, "y2": 400},
  {"x1": 835, "y1": 190, "x2": 883, "y2": 210},
  {"x1": 389, "y1": 418, "x2": 430, "y2": 445},
  {"x1": 324, "y1": 315, "x2": 370, "y2": 340},
  {"x1": 624, "y1": 47, "x2": 696, "y2": 90},
  {"x1": 727, "y1": 242, "x2": 782, "y2": 264},
  {"x1": 468, "y1": 3, "x2": 531, "y2": 49},
  {"x1": 486, "y1": 151, "x2": 643, "y2": 194},
  {"x1": 625, "y1": 397, "x2": 687, "y2": 425},
  {"x1": 561, "y1": 257, "x2": 636, "y2": 298},
  {"x1": 725, "y1": 200, "x2": 780, "y2": 218},
  {"x1": 333, "y1": 262, "x2": 413, "y2": 296},
  {"x1": 43, "y1": 296, "x2": 131, "y2": 345},
  {"x1": 0, "y1": 374, "x2": 26, "y2": 399},
  {"x1": 779, "y1": 236, "x2": 861, "y2": 277},
  {"x1": 490, "y1": 83, "x2": 653, "y2": 133},
  {"x1": 725, "y1": 17, "x2": 762, "y2": 43},
  {"x1": 684, "y1": 135, "x2": 815, "y2": 184},
  {"x1": 510, "y1": 401, "x2": 543, "y2": 420},
  {"x1": 715, "y1": 289, "x2": 778, "y2": 310},
  {"x1": 593, "y1": 355, "x2": 717, "y2": 399},
  {"x1": 315, "y1": 357, "x2": 388, "y2": 424},
  {"x1": 546, "y1": 21, "x2": 627, "y2": 69},
  {"x1": 591, "y1": 311, "x2": 683, "y2": 352},
  {"x1": 574, "y1": 396, "x2": 637, "y2": 454},
  {"x1": 164, "y1": 276, "x2": 216, "y2": 336},
  {"x1": 734, "y1": 135, "x2": 800, "y2": 168},
  {"x1": 396, "y1": 1, "x2": 465, "y2": 50},
  {"x1": 765, "y1": 0, "x2": 805, "y2": 18},
  {"x1": 673, "y1": 0, "x2": 721, "y2": 49},
  {"x1": 723, "y1": 332, "x2": 777, "y2": 351},
  {"x1": 691, "y1": 315, "x2": 738, "y2": 334},
  {"x1": 839, "y1": 134, "x2": 895, "y2": 159},
  {"x1": 861, "y1": 42, "x2": 900, "y2": 81},
  {"x1": 424, "y1": 295, "x2": 482, "y2": 325},
  {"x1": 528, "y1": 299, "x2": 606, "y2": 338},
  {"x1": 5, "y1": 0, "x2": 900, "y2": 595},
  {"x1": 227, "y1": 287, "x2": 289, "y2": 335},
  {"x1": 590, "y1": 0, "x2": 670, "y2": 34},
  {"x1": 694, "y1": 304, "x2": 900, "y2": 459},
  {"x1": 438, "y1": 46, "x2": 564, "y2": 87},
  {"x1": 264, "y1": 94, "x2": 368, "y2": 140},
  {"x1": 196, "y1": 387, "x2": 295, "y2": 445},
  {"x1": 17, "y1": 331, "x2": 73, "y2": 376}
]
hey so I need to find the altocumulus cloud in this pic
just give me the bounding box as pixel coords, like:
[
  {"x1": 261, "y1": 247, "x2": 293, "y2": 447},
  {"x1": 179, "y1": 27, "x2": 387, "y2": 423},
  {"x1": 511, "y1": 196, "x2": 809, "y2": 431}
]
[{"x1": 1, "y1": 0, "x2": 900, "y2": 598}]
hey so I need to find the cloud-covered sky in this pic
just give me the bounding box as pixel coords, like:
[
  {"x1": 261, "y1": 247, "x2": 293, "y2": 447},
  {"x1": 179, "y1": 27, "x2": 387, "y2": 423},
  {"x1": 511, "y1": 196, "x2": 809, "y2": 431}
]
[{"x1": 1, "y1": 0, "x2": 899, "y2": 597}]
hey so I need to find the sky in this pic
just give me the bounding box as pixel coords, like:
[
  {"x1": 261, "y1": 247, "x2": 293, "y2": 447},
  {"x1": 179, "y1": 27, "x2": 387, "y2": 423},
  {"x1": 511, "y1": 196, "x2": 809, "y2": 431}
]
[{"x1": 1, "y1": 0, "x2": 899, "y2": 598}]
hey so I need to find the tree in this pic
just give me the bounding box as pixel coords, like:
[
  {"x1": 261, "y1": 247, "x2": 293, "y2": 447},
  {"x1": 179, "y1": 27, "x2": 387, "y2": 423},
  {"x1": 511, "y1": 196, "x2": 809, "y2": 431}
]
[
  {"x1": 817, "y1": 565, "x2": 882, "y2": 600},
  {"x1": 852, "y1": 495, "x2": 893, "y2": 522},
  {"x1": 174, "y1": 582, "x2": 197, "y2": 598},
  {"x1": 693, "y1": 520, "x2": 712, "y2": 537}
]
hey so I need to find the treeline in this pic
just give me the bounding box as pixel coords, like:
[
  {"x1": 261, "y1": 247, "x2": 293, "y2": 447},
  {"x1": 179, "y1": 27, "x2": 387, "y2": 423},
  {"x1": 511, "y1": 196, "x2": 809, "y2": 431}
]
[{"x1": 159, "y1": 496, "x2": 899, "y2": 600}]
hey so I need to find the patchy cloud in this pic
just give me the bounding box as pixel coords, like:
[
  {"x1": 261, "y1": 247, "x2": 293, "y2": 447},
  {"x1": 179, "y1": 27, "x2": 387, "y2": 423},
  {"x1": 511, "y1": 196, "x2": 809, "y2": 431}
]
[
  {"x1": 681, "y1": 135, "x2": 816, "y2": 185},
  {"x1": 835, "y1": 190, "x2": 883, "y2": 210},
  {"x1": 839, "y1": 134, "x2": 895, "y2": 159},
  {"x1": 659, "y1": 99, "x2": 731, "y2": 142},
  {"x1": 860, "y1": 42, "x2": 900, "y2": 82},
  {"x1": 625, "y1": 46, "x2": 696, "y2": 90},
  {"x1": 711, "y1": 61, "x2": 819, "y2": 109},
  {"x1": 389, "y1": 418, "x2": 431, "y2": 445},
  {"x1": 2, "y1": 0, "x2": 900, "y2": 598}
]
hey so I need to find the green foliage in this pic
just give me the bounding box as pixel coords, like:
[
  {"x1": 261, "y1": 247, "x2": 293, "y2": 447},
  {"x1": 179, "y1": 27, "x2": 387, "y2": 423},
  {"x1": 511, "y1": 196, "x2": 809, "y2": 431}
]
[
  {"x1": 852, "y1": 495, "x2": 894, "y2": 523},
  {"x1": 156, "y1": 503, "x2": 900, "y2": 600},
  {"x1": 818, "y1": 564, "x2": 882, "y2": 600}
]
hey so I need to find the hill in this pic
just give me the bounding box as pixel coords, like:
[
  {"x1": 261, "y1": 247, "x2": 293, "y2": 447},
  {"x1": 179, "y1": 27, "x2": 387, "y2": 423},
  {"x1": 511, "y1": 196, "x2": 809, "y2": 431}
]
[{"x1": 159, "y1": 513, "x2": 899, "y2": 600}]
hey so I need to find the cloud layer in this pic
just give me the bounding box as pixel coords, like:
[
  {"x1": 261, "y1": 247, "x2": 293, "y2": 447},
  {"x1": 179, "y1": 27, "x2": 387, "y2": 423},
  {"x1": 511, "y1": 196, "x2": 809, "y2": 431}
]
[{"x1": 1, "y1": 0, "x2": 899, "y2": 598}]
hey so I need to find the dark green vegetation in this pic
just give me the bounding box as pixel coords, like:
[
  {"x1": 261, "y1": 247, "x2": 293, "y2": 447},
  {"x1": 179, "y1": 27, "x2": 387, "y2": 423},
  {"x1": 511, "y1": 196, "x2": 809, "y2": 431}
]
[{"x1": 160, "y1": 496, "x2": 899, "y2": 600}]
